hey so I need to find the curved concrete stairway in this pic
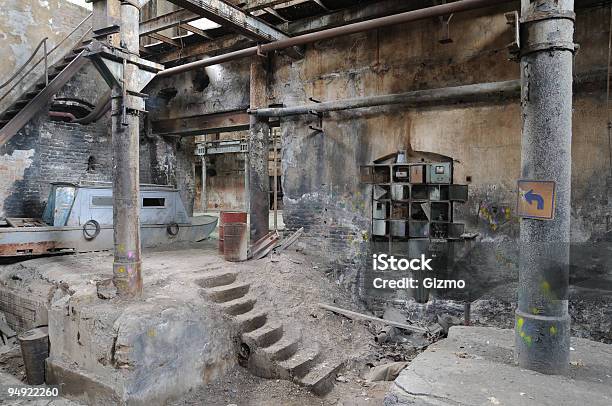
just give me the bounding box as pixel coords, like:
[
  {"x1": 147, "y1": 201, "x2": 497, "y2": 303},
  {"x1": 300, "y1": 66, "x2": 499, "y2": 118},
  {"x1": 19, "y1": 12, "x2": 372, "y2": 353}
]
[{"x1": 193, "y1": 266, "x2": 345, "y2": 396}]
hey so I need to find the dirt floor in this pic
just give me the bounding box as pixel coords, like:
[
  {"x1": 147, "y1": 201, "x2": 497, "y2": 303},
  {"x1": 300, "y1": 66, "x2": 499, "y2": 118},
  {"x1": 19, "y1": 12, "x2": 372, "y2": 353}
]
[{"x1": 0, "y1": 241, "x2": 434, "y2": 405}]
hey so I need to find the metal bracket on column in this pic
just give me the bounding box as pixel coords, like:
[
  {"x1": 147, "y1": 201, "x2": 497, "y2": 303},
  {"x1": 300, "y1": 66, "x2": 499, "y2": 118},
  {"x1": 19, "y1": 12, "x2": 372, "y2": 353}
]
[
  {"x1": 438, "y1": 13, "x2": 454, "y2": 44},
  {"x1": 506, "y1": 11, "x2": 520, "y2": 62},
  {"x1": 519, "y1": 10, "x2": 578, "y2": 56},
  {"x1": 257, "y1": 44, "x2": 267, "y2": 58},
  {"x1": 85, "y1": 40, "x2": 164, "y2": 91},
  {"x1": 307, "y1": 97, "x2": 323, "y2": 132},
  {"x1": 308, "y1": 110, "x2": 323, "y2": 133},
  {"x1": 520, "y1": 10, "x2": 576, "y2": 24}
]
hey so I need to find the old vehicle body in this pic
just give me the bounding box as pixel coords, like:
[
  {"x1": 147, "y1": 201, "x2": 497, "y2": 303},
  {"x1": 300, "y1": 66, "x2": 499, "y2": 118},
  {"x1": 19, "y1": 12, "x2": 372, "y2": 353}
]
[{"x1": 0, "y1": 182, "x2": 217, "y2": 257}]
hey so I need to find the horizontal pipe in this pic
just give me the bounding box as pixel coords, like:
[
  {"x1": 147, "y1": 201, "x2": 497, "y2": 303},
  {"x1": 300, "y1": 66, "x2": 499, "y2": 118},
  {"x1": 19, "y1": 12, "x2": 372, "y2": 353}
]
[
  {"x1": 74, "y1": 90, "x2": 112, "y2": 124},
  {"x1": 157, "y1": 0, "x2": 513, "y2": 77},
  {"x1": 249, "y1": 80, "x2": 521, "y2": 117},
  {"x1": 48, "y1": 111, "x2": 77, "y2": 121}
]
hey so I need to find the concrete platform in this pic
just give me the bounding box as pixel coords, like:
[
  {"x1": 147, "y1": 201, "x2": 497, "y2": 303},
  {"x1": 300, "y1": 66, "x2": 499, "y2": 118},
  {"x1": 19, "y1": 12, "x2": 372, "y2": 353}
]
[
  {"x1": 0, "y1": 243, "x2": 241, "y2": 405},
  {"x1": 385, "y1": 326, "x2": 612, "y2": 406}
]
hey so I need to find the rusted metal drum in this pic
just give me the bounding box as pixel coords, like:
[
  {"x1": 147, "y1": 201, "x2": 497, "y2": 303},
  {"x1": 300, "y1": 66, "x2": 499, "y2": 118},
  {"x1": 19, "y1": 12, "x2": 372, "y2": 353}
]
[
  {"x1": 18, "y1": 326, "x2": 49, "y2": 385},
  {"x1": 219, "y1": 211, "x2": 247, "y2": 254},
  {"x1": 223, "y1": 222, "x2": 248, "y2": 262}
]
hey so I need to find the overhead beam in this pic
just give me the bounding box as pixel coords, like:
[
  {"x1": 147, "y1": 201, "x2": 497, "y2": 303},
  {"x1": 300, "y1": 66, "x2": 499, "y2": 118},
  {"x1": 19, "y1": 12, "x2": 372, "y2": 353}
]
[
  {"x1": 140, "y1": 9, "x2": 200, "y2": 36},
  {"x1": 235, "y1": 0, "x2": 307, "y2": 12},
  {"x1": 287, "y1": 0, "x2": 432, "y2": 35},
  {"x1": 179, "y1": 23, "x2": 214, "y2": 39},
  {"x1": 154, "y1": 34, "x2": 250, "y2": 63},
  {"x1": 154, "y1": 0, "x2": 443, "y2": 63},
  {"x1": 148, "y1": 32, "x2": 182, "y2": 47},
  {"x1": 164, "y1": 0, "x2": 302, "y2": 57},
  {"x1": 151, "y1": 109, "x2": 251, "y2": 136}
]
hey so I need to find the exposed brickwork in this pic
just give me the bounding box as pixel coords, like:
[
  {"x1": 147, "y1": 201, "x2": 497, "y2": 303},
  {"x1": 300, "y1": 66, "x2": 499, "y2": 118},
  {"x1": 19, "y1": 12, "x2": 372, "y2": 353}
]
[{"x1": 0, "y1": 110, "x2": 112, "y2": 218}]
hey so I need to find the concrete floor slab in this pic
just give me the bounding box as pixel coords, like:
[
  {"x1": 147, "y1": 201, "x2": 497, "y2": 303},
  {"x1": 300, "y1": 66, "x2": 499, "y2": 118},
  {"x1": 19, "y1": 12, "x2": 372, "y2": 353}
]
[{"x1": 385, "y1": 326, "x2": 612, "y2": 406}]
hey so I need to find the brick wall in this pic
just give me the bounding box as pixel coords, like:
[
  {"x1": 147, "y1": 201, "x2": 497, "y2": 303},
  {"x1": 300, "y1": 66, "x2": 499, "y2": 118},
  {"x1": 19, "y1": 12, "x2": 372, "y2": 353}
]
[{"x1": 0, "y1": 110, "x2": 112, "y2": 218}]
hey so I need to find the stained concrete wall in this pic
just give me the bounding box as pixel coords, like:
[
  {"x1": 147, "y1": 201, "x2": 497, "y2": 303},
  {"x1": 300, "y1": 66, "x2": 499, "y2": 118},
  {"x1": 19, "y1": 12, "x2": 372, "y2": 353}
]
[
  {"x1": 270, "y1": 3, "x2": 612, "y2": 273},
  {"x1": 149, "y1": 3, "x2": 612, "y2": 274}
]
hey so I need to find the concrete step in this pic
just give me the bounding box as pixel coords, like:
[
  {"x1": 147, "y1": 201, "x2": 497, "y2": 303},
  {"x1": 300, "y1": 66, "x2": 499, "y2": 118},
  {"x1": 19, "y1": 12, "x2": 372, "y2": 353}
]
[
  {"x1": 298, "y1": 359, "x2": 344, "y2": 396},
  {"x1": 261, "y1": 331, "x2": 301, "y2": 362},
  {"x1": 54, "y1": 63, "x2": 69, "y2": 72},
  {"x1": 25, "y1": 90, "x2": 41, "y2": 98},
  {"x1": 3, "y1": 108, "x2": 21, "y2": 117},
  {"x1": 277, "y1": 345, "x2": 321, "y2": 379},
  {"x1": 14, "y1": 98, "x2": 32, "y2": 107},
  {"x1": 242, "y1": 321, "x2": 283, "y2": 349},
  {"x1": 195, "y1": 271, "x2": 237, "y2": 288},
  {"x1": 204, "y1": 282, "x2": 250, "y2": 303},
  {"x1": 219, "y1": 296, "x2": 257, "y2": 316},
  {"x1": 235, "y1": 309, "x2": 267, "y2": 333}
]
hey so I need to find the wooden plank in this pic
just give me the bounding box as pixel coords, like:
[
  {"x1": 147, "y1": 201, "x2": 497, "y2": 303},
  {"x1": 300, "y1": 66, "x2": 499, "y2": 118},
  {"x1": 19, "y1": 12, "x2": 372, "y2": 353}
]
[{"x1": 318, "y1": 303, "x2": 429, "y2": 334}]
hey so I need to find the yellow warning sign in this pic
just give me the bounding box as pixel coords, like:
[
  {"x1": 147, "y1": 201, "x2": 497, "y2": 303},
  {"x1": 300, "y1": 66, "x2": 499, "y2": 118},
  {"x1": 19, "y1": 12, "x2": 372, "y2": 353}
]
[{"x1": 517, "y1": 180, "x2": 556, "y2": 220}]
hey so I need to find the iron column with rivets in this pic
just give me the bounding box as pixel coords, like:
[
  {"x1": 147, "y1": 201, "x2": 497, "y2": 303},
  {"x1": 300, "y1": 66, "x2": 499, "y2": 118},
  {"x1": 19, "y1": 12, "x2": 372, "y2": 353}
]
[
  {"x1": 112, "y1": 0, "x2": 143, "y2": 296},
  {"x1": 516, "y1": 0, "x2": 576, "y2": 374}
]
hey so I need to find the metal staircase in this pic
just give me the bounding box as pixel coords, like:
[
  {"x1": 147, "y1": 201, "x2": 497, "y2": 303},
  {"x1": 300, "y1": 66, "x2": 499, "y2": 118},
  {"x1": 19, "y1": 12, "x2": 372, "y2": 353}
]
[{"x1": 0, "y1": 13, "x2": 93, "y2": 146}]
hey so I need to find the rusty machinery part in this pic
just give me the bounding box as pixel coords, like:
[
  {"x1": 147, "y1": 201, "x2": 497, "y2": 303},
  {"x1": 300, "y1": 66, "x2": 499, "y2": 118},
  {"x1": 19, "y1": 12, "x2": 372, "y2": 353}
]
[
  {"x1": 83, "y1": 220, "x2": 101, "y2": 240},
  {"x1": 166, "y1": 223, "x2": 180, "y2": 237}
]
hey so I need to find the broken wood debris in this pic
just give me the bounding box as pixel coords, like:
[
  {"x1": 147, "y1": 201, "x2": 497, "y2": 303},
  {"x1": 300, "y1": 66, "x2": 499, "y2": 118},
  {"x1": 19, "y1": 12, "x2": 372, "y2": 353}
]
[
  {"x1": 318, "y1": 303, "x2": 429, "y2": 335},
  {"x1": 250, "y1": 230, "x2": 280, "y2": 260},
  {"x1": 251, "y1": 227, "x2": 304, "y2": 260},
  {"x1": 275, "y1": 227, "x2": 304, "y2": 253}
]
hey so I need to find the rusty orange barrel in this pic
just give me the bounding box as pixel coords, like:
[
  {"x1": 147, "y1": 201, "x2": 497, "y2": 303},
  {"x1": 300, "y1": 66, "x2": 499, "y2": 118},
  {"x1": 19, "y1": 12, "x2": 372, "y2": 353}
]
[
  {"x1": 223, "y1": 222, "x2": 248, "y2": 262},
  {"x1": 219, "y1": 211, "x2": 247, "y2": 253}
]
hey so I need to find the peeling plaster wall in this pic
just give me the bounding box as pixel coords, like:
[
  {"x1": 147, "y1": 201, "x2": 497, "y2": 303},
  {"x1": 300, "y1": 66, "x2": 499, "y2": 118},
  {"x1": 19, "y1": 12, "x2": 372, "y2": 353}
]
[
  {"x1": 0, "y1": 0, "x2": 91, "y2": 112},
  {"x1": 148, "y1": 4, "x2": 611, "y2": 275}
]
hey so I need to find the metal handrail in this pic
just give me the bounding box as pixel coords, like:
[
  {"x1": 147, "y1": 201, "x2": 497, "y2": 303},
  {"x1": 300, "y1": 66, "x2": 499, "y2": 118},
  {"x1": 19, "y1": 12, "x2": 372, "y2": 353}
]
[
  {"x1": 0, "y1": 12, "x2": 92, "y2": 105},
  {"x1": 0, "y1": 37, "x2": 48, "y2": 90}
]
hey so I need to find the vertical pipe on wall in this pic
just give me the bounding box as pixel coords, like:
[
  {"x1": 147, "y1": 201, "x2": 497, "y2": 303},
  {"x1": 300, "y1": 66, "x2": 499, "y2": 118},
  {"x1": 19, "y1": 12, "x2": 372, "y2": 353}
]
[
  {"x1": 248, "y1": 56, "x2": 270, "y2": 242},
  {"x1": 516, "y1": 0, "x2": 575, "y2": 374},
  {"x1": 112, "y1": 0, "x2": 143, "y2": 296}
]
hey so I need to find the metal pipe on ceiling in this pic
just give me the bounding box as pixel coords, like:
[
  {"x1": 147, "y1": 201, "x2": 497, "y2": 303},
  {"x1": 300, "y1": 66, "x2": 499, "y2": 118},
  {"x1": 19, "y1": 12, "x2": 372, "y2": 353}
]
[
  {"x1": 249, "y1": 80, "x2": 521, "y2": 117},
  {"x1": 157, "y1": 0, "x2": 514, "y2": 78}
]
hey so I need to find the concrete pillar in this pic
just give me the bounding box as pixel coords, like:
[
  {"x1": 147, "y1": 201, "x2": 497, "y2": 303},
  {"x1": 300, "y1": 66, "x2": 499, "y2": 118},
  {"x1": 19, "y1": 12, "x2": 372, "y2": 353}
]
[
  {"x1": 516, "y1": 0, "x2": 575, "y2": 374},
  {"x1": 112, "y1": 1, "x2": 143, "y2": 296},
  {"x1": 248, "y1": 56, "x2": 270, "y2": 243}
]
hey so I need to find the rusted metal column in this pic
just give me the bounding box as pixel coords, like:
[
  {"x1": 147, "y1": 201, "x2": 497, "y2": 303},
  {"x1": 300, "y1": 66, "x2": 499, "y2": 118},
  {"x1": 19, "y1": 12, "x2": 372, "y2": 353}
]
[
  {"x1": 248, "y1": 56, "x2": 270, "y2": 243},
  {"x1": 112, "y1": 0, "x2": 143, "y2": 296},
  {"x1": 516, "y1": 0, "x2": 575, "y2": 374}
]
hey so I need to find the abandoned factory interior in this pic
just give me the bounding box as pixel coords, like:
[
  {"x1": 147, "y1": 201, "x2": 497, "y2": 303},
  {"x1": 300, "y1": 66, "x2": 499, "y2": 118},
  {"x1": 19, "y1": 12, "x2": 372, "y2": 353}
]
[{"x1": 1, "y1": 0, "x2": 612, "y2": 405}]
